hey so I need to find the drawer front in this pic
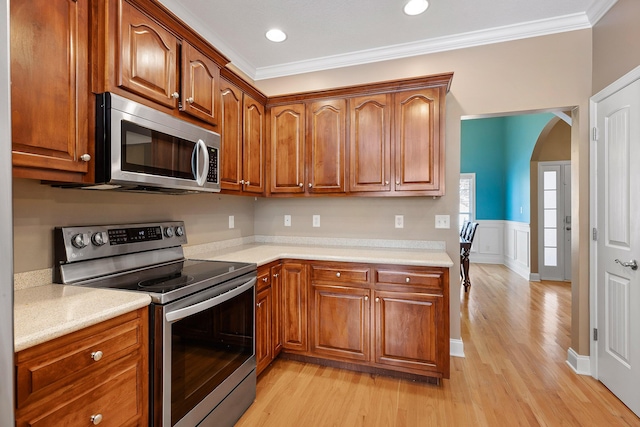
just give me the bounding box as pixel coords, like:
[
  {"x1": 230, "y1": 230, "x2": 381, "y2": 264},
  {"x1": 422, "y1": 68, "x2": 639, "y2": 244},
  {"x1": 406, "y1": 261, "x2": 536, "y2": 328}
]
[
  {"x1": 16, "y1": 314, "x2": 144, "y2": 408},
  {"x1": 311, "y1": 264, "x2": 370, "y2": 284},
  {"x1": 257, "y1": 268, "x2": 272, "y2": 292},
  {"x1": 18, "y1": 362, "x2": 143, "y2": 427},
  {"x1": 375, "y1": 268, "x2": 444, "y2": 292}
]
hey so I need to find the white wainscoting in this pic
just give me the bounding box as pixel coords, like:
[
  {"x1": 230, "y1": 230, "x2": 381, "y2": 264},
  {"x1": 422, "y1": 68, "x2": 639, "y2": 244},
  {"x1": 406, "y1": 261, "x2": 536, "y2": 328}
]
[{"x1": 469, "y1": 220, "x2": 531, "y2": 280}]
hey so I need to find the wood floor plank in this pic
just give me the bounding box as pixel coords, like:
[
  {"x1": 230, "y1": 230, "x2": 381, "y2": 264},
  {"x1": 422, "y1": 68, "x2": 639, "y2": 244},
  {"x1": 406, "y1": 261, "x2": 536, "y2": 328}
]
[{"x1": 236, "y1": 264, "x2": 640, "y2": 426}]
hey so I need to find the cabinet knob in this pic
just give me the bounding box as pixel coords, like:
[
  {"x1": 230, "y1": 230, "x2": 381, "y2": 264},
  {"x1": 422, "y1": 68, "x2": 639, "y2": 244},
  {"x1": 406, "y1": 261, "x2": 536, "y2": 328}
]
[
  {"x1": 375, "y1": 297, "x2": 380, "y2": 303},
  {"x1": 308, "y1": 183, "x2": 312, "y2": 188},
  {"x1": 80, "y1": 154, "x2": 91, "y2": 162},
  {"x1": 90, "y1": 414, "x2": 103, "y2": 425},
  {"x1": 245, "y1": 181, "x2": 250, "y2": 186},
  {"x1": 186, "y1": 97, "x2": 194, "y2": 104},
  {"x1": 299, "y1": 183, "x2": 303, "y2": 188},
  {"x1": 171, "y1": 92, "x2": 180, "y2": 99},
  {"x1": 262, "y1": 277, "x2": 268, "y2": 282},
  {"x1": 396, "y1": 181, "x2": 400, "y2": 185},
  {"x1": 91, "y1": 351, "x2": 103, "y2": 362},
  {"x1": 273, "y1": 273, "x2": 279, "y2": 278},
  {"x1": 256, "y1": 302, "x2": 263, "y2": 308},
  {"x1": 406, "y1": 277, "x2": 411, "y2": 283},
  {"x1": 336, "y1": 272, "x2": 341, "y2": 278},
  {"x1": 364, "y1": 295, "x2": 369, "y2": 301},
  {"x1": 240, "y1": 179, "x2": 245, "y2": 184},
  {"x1": 385, "y1": 180, "x2": 389, "y2": 185}
]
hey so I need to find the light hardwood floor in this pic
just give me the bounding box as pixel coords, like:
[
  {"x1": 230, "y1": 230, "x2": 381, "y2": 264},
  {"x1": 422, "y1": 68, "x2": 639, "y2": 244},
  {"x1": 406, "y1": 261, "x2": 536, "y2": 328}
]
[{"x1": 236, "y1": 264, "x2": 640, "y2": 426}]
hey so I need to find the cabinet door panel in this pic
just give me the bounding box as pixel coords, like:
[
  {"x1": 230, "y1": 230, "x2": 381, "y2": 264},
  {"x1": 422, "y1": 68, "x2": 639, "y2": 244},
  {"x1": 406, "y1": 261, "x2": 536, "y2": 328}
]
[
  {"x1": 311, "y1": 285, "x2": 370, "y2": 361},
  {"x1": 119, "y1": 0, "x2": 178, "y2": 108},
  {"x1": 11, "y1": 0, "x2": 89, "y2": 176},
  {"x1": 220, "y1": 79, "x2": 243, "y2": 191},
  {"x1": 374, "y1": 291, "x2": 442, "y2": 373},
  {"x1": 243, "y1": 94, "x2": 265, "y2": 193},
  {"x1": 256, "y1": 287, "x2": 272, "y2": 375},
  {"x1": 270, "y1": 104, "x2": 305, "y2": 194},
  {"x1": 307, "y1": 99, "x2": 346, "y2": 193},
  {"x1": 281, "y1": 262, "x2": 308, "y2": 351},
  {"x1": 394, "y1": 88, "x2": 441, "y2": 193},
  {"x1": 181, "y1": 41, "x2": 220, "y2": 125},
  {"x1": 349, "y1": 95, "x2": 391, "y2": 192}
]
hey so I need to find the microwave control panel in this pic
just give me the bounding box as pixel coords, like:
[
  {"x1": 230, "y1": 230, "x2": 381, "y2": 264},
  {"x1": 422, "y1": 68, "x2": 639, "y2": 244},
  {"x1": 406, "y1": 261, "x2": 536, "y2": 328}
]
[{"x1": 207, "y1": 147, "x2": 218, "y2": 183}]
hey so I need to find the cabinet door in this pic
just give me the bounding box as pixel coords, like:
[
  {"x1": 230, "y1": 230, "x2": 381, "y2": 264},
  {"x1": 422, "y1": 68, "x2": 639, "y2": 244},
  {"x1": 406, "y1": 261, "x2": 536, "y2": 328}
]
[
  {"x1": 119, "y1": 0, "x2": 178, "y2": 108},
  {"x1": 310, "y1": 285, "x2": 370, "y2": 362},
  {"x1": 281, "y1": 262, "x2": 308, "y2": 352},
  {"x1": 243, "y1": 94, "x2": 265, "y2": 194},
  {"x1": 269, "y1": 104, "x2": 306, "y2": 194},
  {"x1": 256, "y1": 287, "x2": 272, "y2": 375},
  {"x1": 10, "y1": 0, "x2": 90, "y2": 179},
  {"x1": 220, "y1": 79, "x2": 243, "y2": 191},
  {"x1": 306, "y1": 99, "x2": 346, "y2": 193},
  {"x1": 349, "y1": 94, "x2": 391, "y2": 192},
  {"x1": 374, "y1": 290, "x2": 444, "y2": 375},
  {"x1": 181, "y1": 41, "x2": 221, "y2": 126},
  {"x1": 271, "y1": 264, "x2": 283, "y2": 355},
  {"x1": 393, "y1": 88, "x2": 442, "y2": 193}
]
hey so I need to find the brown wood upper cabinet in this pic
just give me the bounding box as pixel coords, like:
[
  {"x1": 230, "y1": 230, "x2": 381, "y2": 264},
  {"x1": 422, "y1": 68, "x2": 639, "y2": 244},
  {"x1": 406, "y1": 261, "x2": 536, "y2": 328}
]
[
  {"x1": 269, "y1": 104, "x2": 306, "y2": 194},
  {"x1": 220, "y1": 78, "x2": 265, "y2": 194},
  {"x1": 10, "y1": 0, "x2": 92, "y2": 182},
  {"x1": 97, "y1": 0, "x2": 228, "y2": 128}
]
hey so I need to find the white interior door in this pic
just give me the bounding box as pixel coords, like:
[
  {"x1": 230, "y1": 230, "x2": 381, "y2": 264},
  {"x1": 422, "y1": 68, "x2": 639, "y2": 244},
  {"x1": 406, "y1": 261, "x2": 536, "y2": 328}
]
[
  {"x1": 593, "y1": 77, "x2": 640, "y2": 416},
  {"x1": 539, "y1": 161, "x2": 571, "y2": 281}
]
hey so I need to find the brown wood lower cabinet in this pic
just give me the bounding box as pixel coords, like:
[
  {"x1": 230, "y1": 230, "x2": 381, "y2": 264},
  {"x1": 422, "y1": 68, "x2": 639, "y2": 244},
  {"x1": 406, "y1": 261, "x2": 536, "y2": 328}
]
[
  {"x1": 257, "y1": 260, "x2": 449, "y2": 381},
  {"x1": 256, "y1": 262, "x2": 283, "y2": 375},
  {"x1": 15, "y1": 308, "x2": 149, "y2": 427}
]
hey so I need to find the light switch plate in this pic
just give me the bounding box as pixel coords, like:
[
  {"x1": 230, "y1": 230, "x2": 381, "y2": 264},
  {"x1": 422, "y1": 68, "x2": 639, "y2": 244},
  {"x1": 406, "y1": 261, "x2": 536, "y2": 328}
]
[
  {"x1": 284, "y1": 215, "x2": 292, "y2": 227},
  {"x1": 228, "y1": 215, "x2": 234, "y2": 229},
  {"x1": 395, "y1": 215, "x2": 404, "y2": 229},
  {"x1": 435, "y1": 215, "x2": 450, "y2": 229},
  {"x1": 313, "y1": 215, "x2": 320, "y2": 227}
]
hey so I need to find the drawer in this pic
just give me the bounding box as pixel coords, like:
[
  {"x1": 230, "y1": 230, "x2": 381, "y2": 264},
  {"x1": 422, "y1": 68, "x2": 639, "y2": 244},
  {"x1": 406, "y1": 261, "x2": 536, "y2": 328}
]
[
  {"x1": 375, "y1": 268, "x2": 444, "y2": 291},
  {"x1": 257, "y1": 268, "x2": 271, "y2": 291},
  {"x1": 17, "y1": 361, "x2": 143, "y2": 427},
  {"x1": 16, "y1": 312, "x2": 144, "y2": 408},
  {"x1": 311, "y1": 264, "x2": 370, "y2": 284}
]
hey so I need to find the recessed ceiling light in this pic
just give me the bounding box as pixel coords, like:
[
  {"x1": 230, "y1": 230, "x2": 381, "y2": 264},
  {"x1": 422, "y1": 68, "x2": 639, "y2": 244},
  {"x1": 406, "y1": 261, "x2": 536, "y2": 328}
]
[
  {"x1": 266, "y1": 29, "x2": 287, "y2": 42},
  {"x1": 404, "y1": 0, "x2": 429, "y2": 16}
]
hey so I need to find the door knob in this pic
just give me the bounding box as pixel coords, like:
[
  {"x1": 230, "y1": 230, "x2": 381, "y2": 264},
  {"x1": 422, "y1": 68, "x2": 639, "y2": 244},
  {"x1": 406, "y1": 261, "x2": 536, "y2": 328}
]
[{"x1": 615, "y1": 259, "x2": 638, "y2": 270}]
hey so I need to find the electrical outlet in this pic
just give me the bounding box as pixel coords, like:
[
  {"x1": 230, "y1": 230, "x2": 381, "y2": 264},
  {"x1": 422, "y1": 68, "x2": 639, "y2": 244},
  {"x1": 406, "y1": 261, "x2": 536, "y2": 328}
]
[
  {"x1": 313, "y1": 215, "x2": 320, "y2": 227},
  {"x1": 284, "y1": 215, "x2": 291, "y2": 227},
  {"x1": 228, "y1": 215, "x2": 234, "y2": 229},
  {"x1": 395, "y1": 215, "x2": 404, "y2": 229},
  {"x1": 435, "y1": 215, "x2": 450, "y2": 229}
]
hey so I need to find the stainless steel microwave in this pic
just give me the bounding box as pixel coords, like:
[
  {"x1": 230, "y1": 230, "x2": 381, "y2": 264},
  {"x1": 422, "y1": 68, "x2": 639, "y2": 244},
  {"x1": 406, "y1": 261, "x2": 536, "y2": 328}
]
[{"x1": 94, "y1": 93, "x2": 220, "y2": 194}]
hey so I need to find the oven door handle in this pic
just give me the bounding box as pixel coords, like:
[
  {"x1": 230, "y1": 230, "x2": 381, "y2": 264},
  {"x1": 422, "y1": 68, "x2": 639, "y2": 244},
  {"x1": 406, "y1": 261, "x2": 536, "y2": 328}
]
[{"x1": 165, "y1": 277, "x2": 256, "y2": 323}]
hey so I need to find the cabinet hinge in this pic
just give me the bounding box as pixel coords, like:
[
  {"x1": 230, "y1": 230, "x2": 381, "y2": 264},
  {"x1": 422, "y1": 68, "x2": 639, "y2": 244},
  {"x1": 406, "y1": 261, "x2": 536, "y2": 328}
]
[
  {"x1": 592, "y1": 127, "x2": 599, "y2": 142},
  {"x1": 593, "y1": 328, "x2": 598, "y2": 341},
  {"x1": 592, "y1": 228, "x2": 598, "y2": 241}
]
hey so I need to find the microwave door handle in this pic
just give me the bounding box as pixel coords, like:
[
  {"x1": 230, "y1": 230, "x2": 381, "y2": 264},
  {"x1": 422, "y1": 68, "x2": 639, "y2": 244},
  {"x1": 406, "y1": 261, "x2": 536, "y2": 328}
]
[
  {"x1": 195, "y1": 139, "x2": 209, "y2": 187},
  {"x1": 165, "y1": 277, "x2": 256, "y2": 324}
]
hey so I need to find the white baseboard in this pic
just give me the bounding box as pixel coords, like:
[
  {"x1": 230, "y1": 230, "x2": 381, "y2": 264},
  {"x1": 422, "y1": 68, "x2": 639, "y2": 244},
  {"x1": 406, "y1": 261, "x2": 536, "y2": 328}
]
[
  {"x1": 504, "y1": 258, "x2": 530, "y2": 280},
  {"x1": 566, "y1": 347, "x2": 591, "y2": 375},
  {"x1": 450, "y1": 338, "x2": 465, "y2": 358},
  {"x1": 529, "y1": 273, "x2": 541, "y2": 282}
]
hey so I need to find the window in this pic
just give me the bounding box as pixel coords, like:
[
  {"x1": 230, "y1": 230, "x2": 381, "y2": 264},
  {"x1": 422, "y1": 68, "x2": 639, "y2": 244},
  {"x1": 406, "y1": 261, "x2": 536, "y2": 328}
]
[{"x1": 459, "y1": 173, "x2": 476, "y2": 231}]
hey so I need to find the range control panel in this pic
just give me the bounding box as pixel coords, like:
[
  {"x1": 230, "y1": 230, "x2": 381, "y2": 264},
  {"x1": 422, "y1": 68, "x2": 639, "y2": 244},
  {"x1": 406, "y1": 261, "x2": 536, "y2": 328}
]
[{"x1": 54, "y1": 221, "x2": 187, "y2": 264}]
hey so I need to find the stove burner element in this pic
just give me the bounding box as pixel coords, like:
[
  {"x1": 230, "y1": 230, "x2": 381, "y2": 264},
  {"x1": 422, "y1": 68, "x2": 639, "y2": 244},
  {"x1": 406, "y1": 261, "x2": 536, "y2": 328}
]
[{"x1": 138, "y1": 274, "x2": 195, "y2": 292}]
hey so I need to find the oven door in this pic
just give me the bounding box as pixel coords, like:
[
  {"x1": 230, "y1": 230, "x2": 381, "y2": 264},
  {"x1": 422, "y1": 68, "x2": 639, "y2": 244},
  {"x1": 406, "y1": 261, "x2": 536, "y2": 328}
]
[{"x1": 156, "y1": 274, "x2": 256, "y2": 427}]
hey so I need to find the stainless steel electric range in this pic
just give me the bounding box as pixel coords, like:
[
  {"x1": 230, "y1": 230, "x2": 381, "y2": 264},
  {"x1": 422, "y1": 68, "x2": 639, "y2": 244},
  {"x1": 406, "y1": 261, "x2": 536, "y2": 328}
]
[{"x1": 54, "y1": 221, "x2": 257, "y2": 427}]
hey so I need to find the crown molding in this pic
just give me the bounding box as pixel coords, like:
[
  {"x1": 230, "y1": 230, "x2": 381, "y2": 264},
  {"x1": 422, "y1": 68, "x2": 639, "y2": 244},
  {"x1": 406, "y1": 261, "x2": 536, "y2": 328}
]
[
  {"x1": 254, "y1": 12, "x2": 591, "y2": 80},
  {"x1": 586, "y1": 0, "x2": 618, "y2": 26}
]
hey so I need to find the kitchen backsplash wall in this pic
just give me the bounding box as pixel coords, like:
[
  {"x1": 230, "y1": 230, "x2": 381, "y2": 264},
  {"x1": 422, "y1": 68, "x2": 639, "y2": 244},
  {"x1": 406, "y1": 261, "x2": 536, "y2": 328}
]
[{"x1": 12, "y1": 178, "x2": 256, "y2": 273}]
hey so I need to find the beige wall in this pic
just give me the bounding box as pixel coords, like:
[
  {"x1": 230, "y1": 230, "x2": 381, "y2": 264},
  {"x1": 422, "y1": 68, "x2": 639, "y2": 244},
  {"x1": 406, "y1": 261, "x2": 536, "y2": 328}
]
[
  {"x1": 12, "y1": 178, "x2": 256, "y2": 273},
  {"x1": 530, "y1": 118, "x2": 572, "y2": 275},
  {"x1": 592, "y1": 0, "x2": 640, "y2": 93},
  {"x1": 255, "y1": 30, "x2": 593, "y2": 349}
]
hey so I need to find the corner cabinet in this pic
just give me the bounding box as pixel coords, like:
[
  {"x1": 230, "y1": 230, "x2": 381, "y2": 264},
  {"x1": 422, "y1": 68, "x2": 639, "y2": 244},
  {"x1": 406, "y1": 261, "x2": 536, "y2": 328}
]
[
  {"x1": 267, "y1": 73, "x2": 452, "y2": 197},
  {"x1": 10, "y1": 0, "x2": 92, "y2": 182}
]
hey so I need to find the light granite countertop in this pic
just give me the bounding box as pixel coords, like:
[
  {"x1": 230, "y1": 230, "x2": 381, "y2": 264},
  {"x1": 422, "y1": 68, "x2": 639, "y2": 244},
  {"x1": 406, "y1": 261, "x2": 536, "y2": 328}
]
[
  {"x1": 14, "y1": 241, "x2": 452, "y2": 352},
  {"x1": 14, "y1": 285, "x2": 151, "y2": 352}
]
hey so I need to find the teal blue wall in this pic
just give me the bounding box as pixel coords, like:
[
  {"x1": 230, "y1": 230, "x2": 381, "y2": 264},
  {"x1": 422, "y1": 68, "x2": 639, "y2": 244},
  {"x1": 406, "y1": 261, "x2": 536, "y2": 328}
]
[{"x1": 461, "y1": 113, "x2": 554, "y2": 223}]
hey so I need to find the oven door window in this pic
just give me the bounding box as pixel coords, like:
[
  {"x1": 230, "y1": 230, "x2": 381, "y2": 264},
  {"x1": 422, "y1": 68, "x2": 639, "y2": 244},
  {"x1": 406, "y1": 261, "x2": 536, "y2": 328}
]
[
  {"x1": 170, "y1": 286, "x2": 254, "y2": 425},
  {"x1": 121, "y1": 120, "x2": 196, "y2": 180}
]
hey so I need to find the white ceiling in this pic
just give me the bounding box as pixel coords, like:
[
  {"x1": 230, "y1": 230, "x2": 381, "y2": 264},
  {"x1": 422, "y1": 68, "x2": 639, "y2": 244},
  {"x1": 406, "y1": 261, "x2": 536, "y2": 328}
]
[{"x1": 158, "y1": 0, "x2": 617, "y2": 81}]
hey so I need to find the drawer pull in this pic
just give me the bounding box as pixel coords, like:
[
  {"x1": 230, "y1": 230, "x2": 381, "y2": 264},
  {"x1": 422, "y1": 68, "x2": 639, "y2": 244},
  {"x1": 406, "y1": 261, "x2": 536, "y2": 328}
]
[
  {"x1": 91, "y1": 351, "x2": 103, "y2": 362},
  {"x1": 375, "y1": 297, "x2": 380, "y2": 303},
  {"x1": 406, "y1": 277, "x2": 410, "y2": 283},
  {"x1": 262, "y1": 277, "x2": 268, "y2": 282},
  {"x1": 91, "y1": 414, "x2": 103, "y2": 425},
  {"x1": 336, "y1": 272, "x2": 341, "y2": 278}
]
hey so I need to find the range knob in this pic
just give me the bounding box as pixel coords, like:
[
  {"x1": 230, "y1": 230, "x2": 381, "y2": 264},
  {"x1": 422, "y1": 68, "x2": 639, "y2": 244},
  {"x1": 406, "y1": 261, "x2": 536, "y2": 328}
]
[
  {"x1": 164, "y1": 226, "x2": 174, "y2": 238},
  {"x1": 91, "y1": 232, "x2": 107, "y2": 246},
  {"x1": 71, "y1": 233, "x2": 89, "y2": 249},
  {"x1": 175, "y1": 226, "x2": 184, "y2": 237}
]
